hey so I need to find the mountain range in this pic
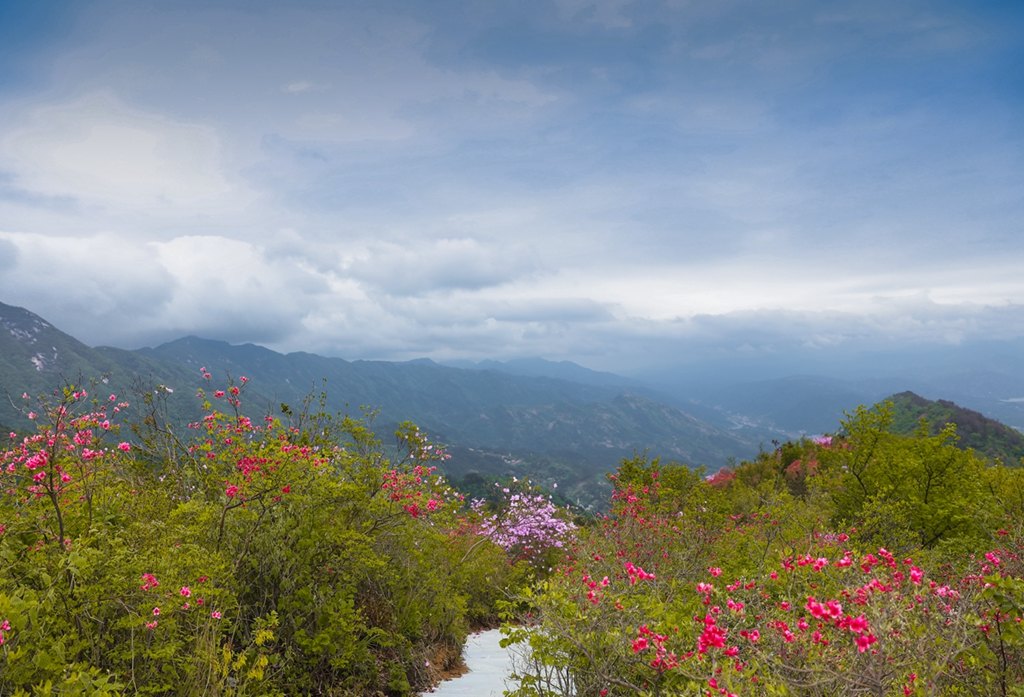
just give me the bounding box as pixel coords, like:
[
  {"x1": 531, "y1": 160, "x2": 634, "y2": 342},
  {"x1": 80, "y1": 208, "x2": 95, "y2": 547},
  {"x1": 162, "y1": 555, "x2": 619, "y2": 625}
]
[
  {"x1": 0, "y1": 301, "x2": 760, "y2": 507},
  {"x1": 3, "y1": 300, "x2": 1021, "y2": 506}
]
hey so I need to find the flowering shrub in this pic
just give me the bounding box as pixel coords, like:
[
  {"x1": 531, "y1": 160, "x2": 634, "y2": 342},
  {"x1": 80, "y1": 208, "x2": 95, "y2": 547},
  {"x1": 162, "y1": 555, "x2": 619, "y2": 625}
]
[
  {"x1": 473, "y1": 484, "x2": 576, "y2": 559},
  {"x1": 504, "y1": 409, "x2": 1024, "y2": 697},
  {"x1": 0, "y1": 376, "x2": 528, "y2": 695}
]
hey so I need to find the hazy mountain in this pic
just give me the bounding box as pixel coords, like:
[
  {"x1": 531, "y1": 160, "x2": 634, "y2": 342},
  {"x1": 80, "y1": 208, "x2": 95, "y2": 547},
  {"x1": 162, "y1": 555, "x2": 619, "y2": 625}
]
[
  {"x1": 444, "y1": 357, "x2": 642, "y2": 389},
  {"x1": 7, "y1": 299, "x2": 1022, "y2": 509},
  {"x1": 634, "y1": 338, "x2": 1024, "y2": 434},
  {"x1": 1, "y1": 302, "x2": 760, "y2": 507},
  {"x1": 138, "y1": 336, "x2": 758, "y2": 467},
  {"x1": 645, "y1": 375, "x2": 888, "y2": 442}
]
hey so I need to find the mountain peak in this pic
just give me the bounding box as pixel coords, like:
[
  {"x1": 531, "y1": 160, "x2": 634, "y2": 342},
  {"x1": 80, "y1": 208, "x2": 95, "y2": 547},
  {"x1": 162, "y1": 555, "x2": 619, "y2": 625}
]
[{"x1": 0, "y1": 301, "x2": 55, "y2": 345}]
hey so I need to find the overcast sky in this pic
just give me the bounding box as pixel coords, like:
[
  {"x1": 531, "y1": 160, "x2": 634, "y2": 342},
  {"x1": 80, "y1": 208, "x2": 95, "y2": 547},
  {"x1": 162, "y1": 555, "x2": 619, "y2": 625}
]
[{"x1": 1, "y1": 0, "x2": 1021, "y2": 372}]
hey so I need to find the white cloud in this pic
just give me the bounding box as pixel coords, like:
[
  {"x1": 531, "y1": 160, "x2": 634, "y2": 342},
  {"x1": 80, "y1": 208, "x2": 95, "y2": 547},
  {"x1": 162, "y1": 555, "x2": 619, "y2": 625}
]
[
  {"x1": 283, "y1": 80, "x2": 317, "y2": 94},
  {"x1": 0, "y1": 0, "x2": 1019, "y2": 374},
  {"x1": 0, "y1": 230, "x2": 175, "y2": 342},
  {"x1": 0, "y1": 92, "x2": 251, "y2": 216},
  {"x1": 344, "y1": 237, "x2": 539, "y2": 296}
]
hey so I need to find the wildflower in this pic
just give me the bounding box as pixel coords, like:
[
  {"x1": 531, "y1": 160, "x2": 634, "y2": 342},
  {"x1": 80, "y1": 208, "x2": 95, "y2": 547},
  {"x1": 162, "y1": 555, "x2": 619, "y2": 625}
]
[{"x1": 855, "y1": 633, "x2": 877, "y2": 652}]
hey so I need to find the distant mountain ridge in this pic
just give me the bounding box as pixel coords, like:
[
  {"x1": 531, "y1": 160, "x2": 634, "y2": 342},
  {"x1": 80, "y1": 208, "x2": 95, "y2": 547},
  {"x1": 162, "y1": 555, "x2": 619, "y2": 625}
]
[
  {"x1": 6, "y1": 300, "x2": 1022, "y2": 507},
  {"x1": 0, "y1": 301, "x2": 759, "y2": 508},
  {"x1": 443, "y1": 357, "x2": 642, "y2": 388}
]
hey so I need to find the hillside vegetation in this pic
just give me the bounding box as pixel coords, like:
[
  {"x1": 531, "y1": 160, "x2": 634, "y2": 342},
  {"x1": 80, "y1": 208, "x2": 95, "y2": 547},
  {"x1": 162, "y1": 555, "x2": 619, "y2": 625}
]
[
  {"x1": 3, "y1": 370, "x2": 1024, "y2": 695},
  {"x1": 0, "y1": 375, "x2": 580, "y2": 695},
  {"x1": 888, "y1": 390, "x2": 1024, "y2": 465},
  {"x1": 502, "y1": 401, "x2": 1024, "y2": 696}
]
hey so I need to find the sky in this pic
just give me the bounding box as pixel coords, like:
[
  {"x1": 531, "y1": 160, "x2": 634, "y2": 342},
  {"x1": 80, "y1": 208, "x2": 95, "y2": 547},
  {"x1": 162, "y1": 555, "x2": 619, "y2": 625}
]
[{"x1": 0, "y1": 0, "x2": 1022, "y2": 374}]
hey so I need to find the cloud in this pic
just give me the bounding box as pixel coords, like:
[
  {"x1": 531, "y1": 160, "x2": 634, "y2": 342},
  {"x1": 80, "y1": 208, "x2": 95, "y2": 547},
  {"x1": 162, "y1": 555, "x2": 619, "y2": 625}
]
[
  {"x1": 344, "y1": 237, "x2": 539, "y2": 296},
  {"x1": 0, "y1": 92, "x2": 251, "y2": 217},
  {"x1": 283, "y1": 80, "x2": 317, "y2": 94},
  {"x1": 0, "y1": 230, "x2": 176, "y2": 344},
  {"x1": 0, "y1": 238, "x2": 17, "y2": 270},
  {"x1": 0, "y1": 0, "x2": 1019, "y2": 376}
]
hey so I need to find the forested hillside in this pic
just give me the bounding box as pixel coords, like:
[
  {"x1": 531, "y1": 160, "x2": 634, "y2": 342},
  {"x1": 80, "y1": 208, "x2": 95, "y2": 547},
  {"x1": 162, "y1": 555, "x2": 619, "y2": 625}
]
[{"x1": 888, "y1": 390, "x2": 1024, "y2": 465}]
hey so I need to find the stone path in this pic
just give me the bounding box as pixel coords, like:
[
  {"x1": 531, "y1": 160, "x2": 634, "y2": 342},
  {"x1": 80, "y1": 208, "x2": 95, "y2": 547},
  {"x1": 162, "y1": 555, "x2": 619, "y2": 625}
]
[{"x1": 422, "y1": 629, "x2": 516, "y2": 696}]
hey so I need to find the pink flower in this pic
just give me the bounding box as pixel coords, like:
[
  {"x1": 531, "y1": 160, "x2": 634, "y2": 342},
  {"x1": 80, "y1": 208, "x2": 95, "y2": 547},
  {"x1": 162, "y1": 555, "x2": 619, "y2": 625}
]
[
  {"x1": 855, "y1": 633, "x2": 877, "y2": 652},
  {"x1": 225, "y1": 484, "x2": 239, "y2": 498},
  {"x1": 145, "y1": 620, "x2": 158, "y2": 630},
  {"x1": 180, "y1": 586, "x2": 191, "y2": 598},
  {"x1": 847, "y1": 615, "x2": 869, "y2": 634},
  {"x1": 118, "y1": 442, "x2": 131, "y2": 452},
  {"x1": 152, "y1": 607, "x2": 161, "y2": 616},
  {"x1": 210, "y1": 610, "x2": 222, "y2": 619}
]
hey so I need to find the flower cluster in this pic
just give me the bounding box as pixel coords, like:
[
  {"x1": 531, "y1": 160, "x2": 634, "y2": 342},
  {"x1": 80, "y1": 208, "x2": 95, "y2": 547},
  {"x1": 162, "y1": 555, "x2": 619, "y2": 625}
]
[{"x1": 474, "y1": 491, "x2": 575, "y2": 556}]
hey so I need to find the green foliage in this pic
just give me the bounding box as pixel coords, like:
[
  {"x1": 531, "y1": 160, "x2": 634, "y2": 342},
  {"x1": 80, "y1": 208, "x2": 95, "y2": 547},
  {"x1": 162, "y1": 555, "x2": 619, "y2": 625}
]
[
  {"x1": 505, "y1": 405, "x2": 1024, "y2": 697},
  {"x1": 819, "y1": 402, "x2": 991, "y2": 551},
  {"x1": 0, "y1": 377, "x2": 531, "y2": 695},
  {"x1": 888, "y1": 391, "x2": 1024, "y2": 466}
]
